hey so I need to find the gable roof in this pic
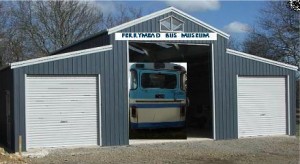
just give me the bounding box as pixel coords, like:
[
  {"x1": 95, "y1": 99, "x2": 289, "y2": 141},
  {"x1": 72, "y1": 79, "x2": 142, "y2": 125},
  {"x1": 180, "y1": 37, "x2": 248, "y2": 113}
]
[
  {"x1": 50, "y1": 29, "x2": 108, "y2": 55},
  {"x1": 107, "y1": 7, "x2": 230, "y2": 39},
  {"x1": 227, "y1": 49, "x2": 298, "y2": 71}
]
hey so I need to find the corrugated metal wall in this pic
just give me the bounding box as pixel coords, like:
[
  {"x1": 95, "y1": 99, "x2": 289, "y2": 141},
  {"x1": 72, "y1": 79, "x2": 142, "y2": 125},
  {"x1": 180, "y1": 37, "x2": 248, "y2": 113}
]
[
  {"x1": 12, "y1": 46, "x2": 129, "y2": 151},
  {"x1": 0, "y1": 68, "x2": 14, "y2": 151},
  {"x1": 214, "y1": 53, "x2": 296, "y2": 139}
]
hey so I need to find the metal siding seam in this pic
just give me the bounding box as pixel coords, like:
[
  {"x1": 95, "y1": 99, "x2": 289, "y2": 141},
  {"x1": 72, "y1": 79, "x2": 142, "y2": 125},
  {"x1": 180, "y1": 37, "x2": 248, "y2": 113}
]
[
  {"x1": 87, "y1": 55, "x2": 91, "y2": 73},
  {"x1": 118, "y1": 43, "x2": 122, "y2": 145},
  {"x1": 253, "y1": 60, "x2": 257, "y2": 75},
  {"x1": 215, "y1": 43, "x2": 221, "y2": 140},
  {"x1": 53, "y1": 61, "x2": 58, "y2": 74},
  {"x1": 110, "y1": 46, "x2": 115, "y2": 145},
  {"x1": 264, "y1": 59, "x2": 269, "y2": 75},
  {"x1": 236, "y1": 75, "x2": 239, "y2": 138},
  {"x1": 50, "y1": 62, "x2": 54, "y2": 74},
  {"x1": 38, "y1": 63, "x2": 43, "y2": 74},
  {"x1": 19, "y1": 69, "x2": 25, "y2": 151},
  {"x1": 44, "y1": 62, "x2": 49, "y2": 74},
  {"x1": 217, "y1": 42, "x2": 222, "y2": 139},
  {"x1": 77, "y1": 57, "x2": 82, "y2": 74},
  {"x1": 291, "y1": 74, "x2": 296, "y2": 135},
  {"x1": 220, "y1": 40, "x2": 225, "y2": 139},
  {"x1": 72, "y1": 58, "x2": 76, "y2": 74},
  {"x1": 13, "y1": 69, "x2": 19, "y2": 152},
  {"x1": 82, "y1": 55, "x2": 87, "y2": 74},
  {"x1": 234, "y1": 56, "x2": 240, "y2": 138},
  {"x1": 100, "y1": 52, "x2": 107, "y2": 145},
  {"x1": 63, "y1": 59, "x2": 68, "y2": 74},
  {"x1": 24, "y1": 74, "x2": 27, "y2": 151},
  {"x1": 251, "y1": 59, "x2": 255, "y2": 75},
  {"x1": 123, "y1": 41, "x2": 127, "y2": 144},
  {"x1": 225, "y1": 49, "x2": 230, "y2": 138},
  {"x1": 108, "y1": 50, "x2": 113, "y2": 145},
  {"x1": 232, "y1": 56, "x2": 236, "y2": 137},
  {"x1": 92, "y1": 53, "x2": 97, "y2": 74},
  {"x1": 115, "y1": 42, "x2": 120, "y2": 145},
  {"x1": 103, "y1": 51, "x2": 109, "y2": 145},
  {"x1": 228, "y1": 53, "x2": 233, "y2": 138},
  {"x1": 66, "y1": 58, "x2": 70, "y2": 75},
  {"x1": 57, "y1": 60, "x2": 62, "y2": 74},
  {"x1": 151, "y1": 17, "x2": 155, "y2": 32},
  {"x1": 211, "y1": 43, "x2": 216, "y2": 140},
  {"x1": 125, "y1": 41, "x2": 129, "y2": 145},
  {"x1": 287, "y1": 75, "x2": 290, "y2": 135},
  {"x1": 119, "y1": 42, "x2": 124, "y2": 145},
  {"x1": 98, "y1": 74, "x2": 102, "y2": 146}
]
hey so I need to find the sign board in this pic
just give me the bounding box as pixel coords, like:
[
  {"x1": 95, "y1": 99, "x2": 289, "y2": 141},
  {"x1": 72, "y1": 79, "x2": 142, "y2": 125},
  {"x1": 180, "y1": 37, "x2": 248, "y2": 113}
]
[{"x1": 115, "y1": 32, "x2": 217, "y2": 41}]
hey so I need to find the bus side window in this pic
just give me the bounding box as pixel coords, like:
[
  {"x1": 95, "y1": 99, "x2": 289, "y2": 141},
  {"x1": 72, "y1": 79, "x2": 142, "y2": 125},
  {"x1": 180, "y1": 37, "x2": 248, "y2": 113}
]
[{"x1": 131, "y1": 70, "x2": 137, "y2": 89}]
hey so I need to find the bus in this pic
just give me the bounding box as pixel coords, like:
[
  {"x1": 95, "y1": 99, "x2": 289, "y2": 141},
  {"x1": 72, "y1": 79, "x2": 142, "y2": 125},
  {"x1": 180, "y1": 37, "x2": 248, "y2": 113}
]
[{"x1": 129, "y1": 63, "x2": 187, "y2": 129}]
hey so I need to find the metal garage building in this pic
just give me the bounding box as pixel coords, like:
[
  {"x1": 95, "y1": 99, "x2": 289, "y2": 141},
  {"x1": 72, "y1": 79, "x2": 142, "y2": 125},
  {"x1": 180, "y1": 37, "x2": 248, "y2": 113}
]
[{"x1": 0, "y1": 7, "x2": 298, "y2": 152}]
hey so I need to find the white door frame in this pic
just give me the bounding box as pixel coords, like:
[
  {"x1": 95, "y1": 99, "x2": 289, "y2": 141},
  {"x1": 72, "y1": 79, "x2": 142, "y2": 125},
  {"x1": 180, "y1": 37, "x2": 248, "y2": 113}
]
[
  {"x1": 236, "y1": 75, "x2": 289, "y2": 137},
  {"x1": 126, "y1": 41, "x2": 216, "y2": 140},
  {"x1": 25, "y1": 74, "x2": 102, "y2": 150}
]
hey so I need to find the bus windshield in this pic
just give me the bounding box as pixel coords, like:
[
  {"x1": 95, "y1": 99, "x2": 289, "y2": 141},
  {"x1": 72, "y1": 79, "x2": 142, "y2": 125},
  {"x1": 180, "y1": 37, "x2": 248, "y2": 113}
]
[{"x1": 141, "y1": 73, "x2": 177, "y2": 89}]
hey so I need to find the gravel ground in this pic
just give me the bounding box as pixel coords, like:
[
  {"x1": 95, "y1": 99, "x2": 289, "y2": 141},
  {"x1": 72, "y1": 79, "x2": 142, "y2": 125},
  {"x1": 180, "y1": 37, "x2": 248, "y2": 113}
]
[{"x1": 22, "y1": 136, "x2": 299, "y2": 164}]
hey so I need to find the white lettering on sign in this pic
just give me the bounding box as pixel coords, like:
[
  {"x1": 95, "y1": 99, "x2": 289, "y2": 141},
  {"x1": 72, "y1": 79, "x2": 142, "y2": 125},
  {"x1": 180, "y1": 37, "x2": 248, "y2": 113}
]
[{"x1": 115, "y1": 32, "x2": 217, "y2": 41}]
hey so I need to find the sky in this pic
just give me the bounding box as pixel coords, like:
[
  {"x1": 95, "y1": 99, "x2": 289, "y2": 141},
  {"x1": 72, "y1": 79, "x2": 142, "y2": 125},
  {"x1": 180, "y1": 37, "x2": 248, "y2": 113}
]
[{"x1": 93, "y1": 0, "x2": 265, "y2": 43}]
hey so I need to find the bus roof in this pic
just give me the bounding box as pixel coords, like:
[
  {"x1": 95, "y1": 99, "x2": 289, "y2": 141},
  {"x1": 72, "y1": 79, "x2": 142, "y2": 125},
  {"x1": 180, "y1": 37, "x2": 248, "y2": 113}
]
[{"x1": 130, "y1": 63, "x2": 186, "y2": 71}]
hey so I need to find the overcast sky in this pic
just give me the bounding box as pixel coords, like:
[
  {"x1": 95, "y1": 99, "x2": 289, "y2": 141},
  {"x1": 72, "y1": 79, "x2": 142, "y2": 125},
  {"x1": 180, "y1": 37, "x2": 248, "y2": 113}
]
[{"x1": 93, "y1": 0, "x2": 265, "y2": 42}]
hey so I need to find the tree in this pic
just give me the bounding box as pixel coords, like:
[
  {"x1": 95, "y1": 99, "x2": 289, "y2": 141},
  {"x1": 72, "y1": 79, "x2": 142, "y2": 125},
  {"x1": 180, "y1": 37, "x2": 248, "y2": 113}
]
[
  {"x1": 0, "y1": 2, "x2": 142, "y2": 67},
  {"x1": 243, "y1": 1, "x2": 300, "y2": 66},
  {"x1": 0, "y1": 2, "x2": 11, "y2": 67},
  {"x1": 104, "y1": 4, "x2": 142, "y2": 28},
  {"x1": 227, "y1": 36, "x2": 242, "y2": 51},
  {"x1": 9, "y1": 1, "x2": 104, "y2": 57}
]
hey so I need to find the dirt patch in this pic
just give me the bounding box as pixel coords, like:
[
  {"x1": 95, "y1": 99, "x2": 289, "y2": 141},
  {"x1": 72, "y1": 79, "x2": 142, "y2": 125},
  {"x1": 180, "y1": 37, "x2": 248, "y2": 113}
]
[{"x1": 0, "y1": 148, "x2": 26, "y2": 164}]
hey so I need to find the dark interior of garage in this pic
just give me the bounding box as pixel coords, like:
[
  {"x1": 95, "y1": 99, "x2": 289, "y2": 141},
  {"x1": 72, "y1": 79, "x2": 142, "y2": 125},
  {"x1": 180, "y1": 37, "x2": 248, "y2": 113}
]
[{"x1": 129, "y1": 41, "x2": 213, "y2": 139}]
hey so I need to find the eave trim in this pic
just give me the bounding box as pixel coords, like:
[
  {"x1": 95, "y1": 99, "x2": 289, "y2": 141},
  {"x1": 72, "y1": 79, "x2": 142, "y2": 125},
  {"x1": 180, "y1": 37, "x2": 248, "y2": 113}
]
[
  {"x1": 10, "y1": 45, "x2": 113, "y2": 69},
  {"x1": 227, "y1": 49, "x2": 298, "y2": 71}
]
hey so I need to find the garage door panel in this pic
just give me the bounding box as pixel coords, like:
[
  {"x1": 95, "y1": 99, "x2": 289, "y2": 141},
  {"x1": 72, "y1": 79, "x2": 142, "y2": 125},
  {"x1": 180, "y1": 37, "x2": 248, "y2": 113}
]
[
  {"x1": 238, "y1": 77, "x2": 286, "y2": 138},
  {"x1": 26, "y1": 76, "x2": 99, "y2": 149}
]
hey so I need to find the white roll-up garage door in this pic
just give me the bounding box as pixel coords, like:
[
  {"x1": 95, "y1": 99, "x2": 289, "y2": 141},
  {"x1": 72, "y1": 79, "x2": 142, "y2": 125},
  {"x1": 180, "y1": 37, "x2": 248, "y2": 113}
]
[
  {"x1": 237, "y1": 76, "x2": 286, "y2": 138},
  {"x1": 26, "y1": 75, "x2": 99, "y2": 149}
]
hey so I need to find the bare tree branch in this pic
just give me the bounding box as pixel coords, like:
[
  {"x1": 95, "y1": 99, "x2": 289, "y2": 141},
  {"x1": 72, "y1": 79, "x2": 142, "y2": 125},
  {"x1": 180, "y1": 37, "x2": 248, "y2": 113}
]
[
  {"x1": 0, "y1": 2, "x2": 142, "y2": 67},
  {"x1": 243, "y1": 1, "x2": 300, "y2": 66},
  {"x1": 8, "y1": 1, "x2": 104, "y2": 58}
]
